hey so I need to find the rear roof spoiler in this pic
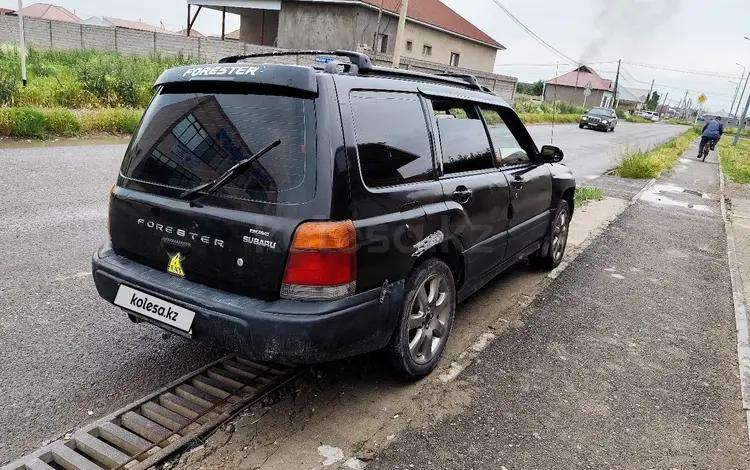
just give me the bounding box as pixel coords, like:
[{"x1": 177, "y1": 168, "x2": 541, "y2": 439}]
[{"x1": 154, "y1": 63, "x2": 318, "y2": 94}]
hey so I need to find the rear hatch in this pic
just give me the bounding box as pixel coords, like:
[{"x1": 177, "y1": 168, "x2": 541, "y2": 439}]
[{"x1": 110, "y1": 78, "x2": 319, "y2": 299}]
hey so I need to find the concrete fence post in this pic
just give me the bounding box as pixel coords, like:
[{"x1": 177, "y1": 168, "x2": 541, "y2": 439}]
[
  {"x1": 114, "y1": 28, "x2": 118, "y2": 52},
  {"x1": 80, "y1": 24, "x2": 83, "y2": 49},
  {"x1": 153, "y1": 32, "x2": 157, "y2": 55},
  {"x1": 48, "y1": 19, "x2": 52, "y2": 48}
]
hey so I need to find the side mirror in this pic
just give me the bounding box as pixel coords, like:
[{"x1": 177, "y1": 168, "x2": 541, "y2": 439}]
[{"x1": 540, "y1": 145, "x2": 564, "y2": 163}]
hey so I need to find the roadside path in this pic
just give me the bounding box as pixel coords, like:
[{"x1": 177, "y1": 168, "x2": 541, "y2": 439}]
[{"x1": 368, "y1": 144, "x2": 750, "y2": 468}]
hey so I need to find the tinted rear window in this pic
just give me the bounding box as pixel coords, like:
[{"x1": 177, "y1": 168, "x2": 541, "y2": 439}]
[
  {"x1": 120, "y1": 88, "x2": 316, "y2": 204},
  {"x1": 351, "y1": 92, "x2": 435, "y2": 188}
]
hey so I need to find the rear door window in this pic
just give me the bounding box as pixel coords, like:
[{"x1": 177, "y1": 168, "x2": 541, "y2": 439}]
[
  {"x1": 432, "y1": 100, "x2": 494, "y2": 175},
  {"x1": 351, "y1": 91, "x2": 435, "y2": 188},
  {"x1": 120, "y1": 87, "x2": 316, "y2": 204}
]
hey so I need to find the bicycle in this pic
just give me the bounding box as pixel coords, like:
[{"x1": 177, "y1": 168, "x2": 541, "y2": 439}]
[{"x1": 699, "y1": 138, "x2": 717, "y2": 162}]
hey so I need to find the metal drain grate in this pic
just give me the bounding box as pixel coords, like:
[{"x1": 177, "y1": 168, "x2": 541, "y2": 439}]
[{"x1": 2, "y1": 356, "x2": 299, "y2": 470}]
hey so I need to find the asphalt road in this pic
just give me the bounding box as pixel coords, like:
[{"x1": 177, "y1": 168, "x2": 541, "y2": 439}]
[
  {"x1": 527, "y1": 122, "x2": 689, "y2": 179},
  {"x1": 0, "y1": 122, "x2": 689, "y2": 463}
]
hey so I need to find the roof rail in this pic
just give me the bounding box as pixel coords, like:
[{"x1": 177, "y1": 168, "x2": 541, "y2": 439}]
[
  {"x1": 365, "y1": 66, "x2": 484, "y2": 91},
  {"x1": 219, "y1": 49, "x2": 373, "y2": 72},
  {"x1": 435, "y1": 73, "x2": 480, "y2": 88}
]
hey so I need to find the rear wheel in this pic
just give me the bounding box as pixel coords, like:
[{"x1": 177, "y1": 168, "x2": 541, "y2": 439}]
[
  {"x1": 531, "y1": 199, "x2": 571, "y2": 270},
  {"x1": 387, "y1": 258, "x2": 456, "y2": 380}
]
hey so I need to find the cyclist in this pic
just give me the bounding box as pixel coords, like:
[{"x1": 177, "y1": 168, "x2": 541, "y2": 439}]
[{"x1": 698, "y1": 116, "x2": 724, "y2": 158}]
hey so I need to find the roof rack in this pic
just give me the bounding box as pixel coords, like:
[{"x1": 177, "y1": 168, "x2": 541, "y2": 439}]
[
  {"x1": 218, "y1": 49, "x2": 494, "y2": 94},
  {"x1": 435, "y1": 73, "x2": 480, "y2": 88},
  {"x1": 219, "y1": 50, "x2": 373, "y2": 73}
]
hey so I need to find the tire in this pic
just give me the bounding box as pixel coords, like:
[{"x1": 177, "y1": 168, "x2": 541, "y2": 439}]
[
  {"x1": 387, "y1": 258, "x2": 456, "y2": 380},
  {"x1": 579, "y1": 124, "x2": 584, "y2": 129},
  {"x1": 610, "y1": 125, "x2": 615, "y2": 132},
  {"x1": 531, "y1": 199, "x2": 571, "y2": 271}
]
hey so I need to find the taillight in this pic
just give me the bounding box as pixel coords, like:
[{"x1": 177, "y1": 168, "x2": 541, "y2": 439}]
[
  {"x1": 281, "y1": 221, "x2": 356, "y2": 301},
  {"x1": 107, "y1": 184, "x2": 115, "y2": 234}
]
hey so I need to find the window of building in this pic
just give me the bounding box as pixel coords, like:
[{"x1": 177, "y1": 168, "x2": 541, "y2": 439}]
[
  {"x1": 352, "y1": 92, "x2": 435, "y2": 188},
  {"x1": 422, "y1": 44, "x2": 432, "y2": 56},
  {"x1": 431, "y1": 100, "x2": 494, "y2": 174},
  {"x1": 406, "y1": 40, "x2": 413, "y2": 52},
  {"x1": 375, "y1": 33, "x2": 389, "y2": 54},
  {"x1": 450, "y1": 52, "x2": 460, "y2": 67},
  {"x1": 479, "y1": 106, "x2": 530, "y2": 166}
]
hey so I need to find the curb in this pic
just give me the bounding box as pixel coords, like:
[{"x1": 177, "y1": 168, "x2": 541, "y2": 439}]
[{"x1": 718, "y1": 164, "x2": 750, "y2": 444}]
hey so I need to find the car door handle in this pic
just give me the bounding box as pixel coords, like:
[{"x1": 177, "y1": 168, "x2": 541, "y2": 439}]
[
  {"x1": 511, "y1": 178, "x2": 525, "y2": 189},
  {"x1": 453, "y1": 186, "x2": 473, "y2": 203}
]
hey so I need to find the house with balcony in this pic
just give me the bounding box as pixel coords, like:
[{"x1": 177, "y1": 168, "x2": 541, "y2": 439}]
[{"x1": 185, "y1": 0, "x2": 505, "y2": 73}]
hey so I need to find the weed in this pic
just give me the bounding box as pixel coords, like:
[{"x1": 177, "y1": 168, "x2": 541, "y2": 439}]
[
  {"x1": 353, "y1": 440, "x2": 366, "y2": 454},
  {"x1": 575, "y1": 187, "x2": 604, "y2": 207},
  {"x1": 519, "y1": 113, "x2": 581, "y2": 125},
  {"x1": 626, "y1": 116, "x2": 651, "y2": 123},
  {"x1": 8, "y1": 108, "x2": 47, "y2": 138},
  {"x1": 44, "y1": 108, "x2": 81, "y2": 136},
  {"x1": 614, "y1": 128, "x2": 699, "y2": 178}
]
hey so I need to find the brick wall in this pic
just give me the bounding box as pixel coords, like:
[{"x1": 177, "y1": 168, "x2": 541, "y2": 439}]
[{"x1": 0, "y1": 14, "x2": 517, "y2": 101}]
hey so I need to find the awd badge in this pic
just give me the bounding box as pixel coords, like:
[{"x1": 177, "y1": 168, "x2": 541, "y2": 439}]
[{"x1": 167, "y1": 253, "x2": 186, "y2": 277}]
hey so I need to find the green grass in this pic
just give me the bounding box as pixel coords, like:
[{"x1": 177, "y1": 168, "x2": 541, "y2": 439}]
[
  {"x1": 626, "y1": 116, "x2": 651, "y2": 123},
  {"x1": 614, "y1": 128, "x2": 701, "y2": 179},
  {"x1": 0, "y1": 107, "x2": 143, "y2": 138},
  {"x1": 0, "y1": 46, "x2": 194, "y2": 108},
  {"x1": 724, "y1": 127, "x2": 750, "y2": 139},
  {"x1": 514, "y1": 99, "x2": 587, "y2": 115},
  {"x1": 575, "y1": 187, "x2": 604, "y2": 208},
  {"x1": 518, "y1": 113, "x2": 581, "y2": 124},
  {"x1": 719, "y1": 138, "x2": 750, "y2": 183}
]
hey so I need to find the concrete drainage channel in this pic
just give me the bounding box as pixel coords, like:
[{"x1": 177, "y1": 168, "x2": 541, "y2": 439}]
[{"x1": 2, "y1": 356, "x2": 300, "y2": 470}]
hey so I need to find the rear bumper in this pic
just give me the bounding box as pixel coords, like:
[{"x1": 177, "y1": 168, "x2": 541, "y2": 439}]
[{"x1": 92, "y1": 243, "x2": 404, "y2": 364}]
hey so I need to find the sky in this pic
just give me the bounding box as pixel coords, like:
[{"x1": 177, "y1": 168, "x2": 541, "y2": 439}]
[{"x1": 1, "y1": 0, "x2": 749, "y2": 112}]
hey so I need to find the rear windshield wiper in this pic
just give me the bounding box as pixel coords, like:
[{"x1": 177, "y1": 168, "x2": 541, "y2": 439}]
[{"x1": 180, "y1": 139, "x2": 281, "y2": 201}]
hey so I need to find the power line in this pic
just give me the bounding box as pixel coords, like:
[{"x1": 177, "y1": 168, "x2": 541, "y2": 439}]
[
  {"x1": 623, "y1": 61, "x2": 743, "y2": 79},
  {"x1": 488, "y1": 0, "x2": 579, "y2": 65}
]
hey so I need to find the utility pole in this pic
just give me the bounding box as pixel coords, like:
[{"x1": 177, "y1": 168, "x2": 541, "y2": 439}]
[
  {"x1": 612, "y1": 59, "x2": 621, "y2": 108},
  {"x1": 646, "y1": 79, "x2": 655, "y2": 109},
  {"x1": 659, "y1": 92, "x2": 669, "y2": 119},
  {"x1": 681, "y1": 89, "x2": 689, "y2": 118},
  {"x1": 735, "y1": 90, "x2": 750, "y2": 146},
  {"x1": 737, "y1": 65, "x2": 750, "y2": 118},
  {"x1": 392, "y1": 0, "x2": 409, "y2": 68},
  {"x1": 730, "y1": 79, "x2": 741, "y2": 117},
  {"x1": 373, "y1": 0, "x2": 384, "y2": 60},
  {"x1": 571, "y1": 65, "x2": 581, "y2": 106},
  {"x1": 17, "y1": 0, "x2": 26, "y2": 87}
]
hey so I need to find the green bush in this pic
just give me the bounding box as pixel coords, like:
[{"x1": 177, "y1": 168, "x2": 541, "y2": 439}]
[
  {"x1": 614, "y1": 128, "x2": 699, "y2": 178},
  {"x1": 626, "y1": 116, "x2": 651, "y2": 123},
  {"x1": 615, "y1": 152, "x2": 659, "y2": 179},
  {"x1": 519, "y1": 113, "x2": 581, "y2": 124},
  {"x1": 0, "y1": 109, "x2": 9, "y2": 135},
  {"x1": 615, "y1": 109, "x2": 627, "y2": 119},
  {"x1": 80, "y1": 108, "x2": 143, "y2": 134},
  {"x1": 0, "y1": 47, "x2": 193, "y2": 109},
  {"x1": 7, "y1": 108, "x2": 47, "y2": 138},
  {"x1": 44, "y1": 108, "x2": 81, "y2": 136}
]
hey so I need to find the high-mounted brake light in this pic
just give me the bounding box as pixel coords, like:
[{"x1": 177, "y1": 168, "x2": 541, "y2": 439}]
[{"x1": 281, "y1": 221, "x2": 357, "y2": 301}]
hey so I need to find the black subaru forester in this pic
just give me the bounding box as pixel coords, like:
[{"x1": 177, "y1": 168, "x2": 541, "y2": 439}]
[{"x1": 92, "y1": 51, "x2": 576, "y2": 379}]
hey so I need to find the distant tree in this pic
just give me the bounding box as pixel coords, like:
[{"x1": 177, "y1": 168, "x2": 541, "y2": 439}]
[
  {"x1": 647, "y1": 91, "x2": 661, "y2": 110},
  {"x1": 530, "y1": 80, "x2": 544, "y2": 96},
  {"x1": 516, "y1": 80, "x2": 545, "y2": 97}
]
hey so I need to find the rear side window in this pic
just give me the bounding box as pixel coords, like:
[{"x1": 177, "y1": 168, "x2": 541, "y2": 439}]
[
  {"x1": 480, "y1": 106, "x2": 531, "y2": 166},
  {"x1": 432, "y1": 100, "x2": 494, "y2": 174},
  {"x1": 120, "y1": 88, "x2": 316, "y2": 204},
  {"x1": 351, "y1": 92, "x2": 435, "y2": 188}
]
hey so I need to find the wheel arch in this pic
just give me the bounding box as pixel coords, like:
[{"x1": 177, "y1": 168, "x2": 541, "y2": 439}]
[{"x1": 416, "y1": 238, "x2": 466, "y2": 290}]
